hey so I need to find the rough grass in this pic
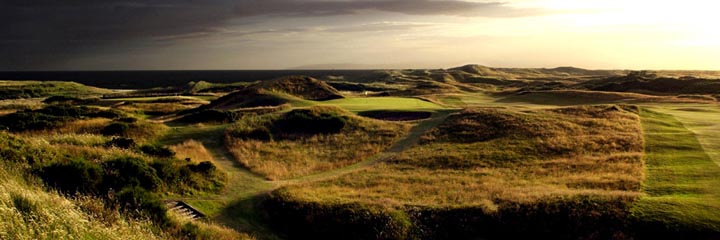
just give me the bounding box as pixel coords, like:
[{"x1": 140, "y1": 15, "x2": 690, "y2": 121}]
[
  {"x1": 0, "y1": 168, "x2": 161, "y2": 240},
  {"x1": 283, "y1": 106, "x2": 644, "y2": 206},
  {"x1": 169, "y1": 140, "x2": 215, "y2": 163},
  {"x1": 631, "y1": 109, "x2": 720, "y2": 236},
  {"x1": 266, "y1": 105, "x2": 645, "y2": 238},
  {"x1": 497, "y1": 90, "x2": 694, "y2": 106},
  {"x1": 0, "y1": 81, "x2": 111, "y2": 100},
  {"x1": 226, "y1": 106, "x2": 411, "y2": 180}
]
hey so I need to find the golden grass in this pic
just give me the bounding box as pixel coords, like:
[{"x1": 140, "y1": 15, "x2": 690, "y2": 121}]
[
  {"x1": 282, "y1": 105, "x2": 644, "y2": 209},
  {"x1": 0, "y1": 98, "x2": 44, "y2": 110},
  {"x1": 55, "y1": 118, "x2": 112, "y2": 134},
  {"x1": 123, "y1": 120, "x2": 169, "y2": 144},
  {"x1": 226, "y1": 107, "x2": 411, "y2": 180},
  {"x1": 166, "y1": 211, "x2": 254, "y2": 240},
  {"x1": 0, "y1": 168, "x2": 161, "y2": 240},
  {"x1": 169, "y1": 140, "x2": 215, "y2": 163}
]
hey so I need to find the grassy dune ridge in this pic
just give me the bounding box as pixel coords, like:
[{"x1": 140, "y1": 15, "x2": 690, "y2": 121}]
[
  {"x1": 264, "y1": 105, "x2": 646, "y2": 239},
  {"x1": 226, "y1": 106, "x2": 411, "y2": 180}
]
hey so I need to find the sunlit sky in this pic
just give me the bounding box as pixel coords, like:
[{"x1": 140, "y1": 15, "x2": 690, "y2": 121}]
[{"x1": 2, "y1": 0, "x2": 719, "y2": 70}]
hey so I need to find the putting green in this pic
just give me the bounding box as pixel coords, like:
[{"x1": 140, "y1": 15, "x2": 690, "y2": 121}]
[{"x1": 320, "y1": 97, "x2": 445, "y2": 112}]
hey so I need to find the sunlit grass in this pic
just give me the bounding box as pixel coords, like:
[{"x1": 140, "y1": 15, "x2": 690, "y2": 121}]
[
  {"x1": 282, "y1": 105, "x2": 644, "y2": 207},
  {"x1": 320, "y1": 97, "x2": 445, "y2": 112},
  {"x1": 631, "y1": 109, "x2": 720, "y2": 232}
]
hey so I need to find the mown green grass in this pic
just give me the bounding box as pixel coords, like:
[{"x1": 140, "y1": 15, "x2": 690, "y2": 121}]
[
  {"x1": 650, "y1": 105, "x2": 720, "y2": 166},
  {"x1": 633, "y1": 109, "x2": 720, "y2": 233},
  {"x1": 320, "y1": 97, "x2": 445, "y2": 112}
]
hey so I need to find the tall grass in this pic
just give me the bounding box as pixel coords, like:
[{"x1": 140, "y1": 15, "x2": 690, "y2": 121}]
[
  {"x1": 268, "y1": 105, "x2": 645, "y2": 238},
  {"x1": 169, "y1": 140, "x2": 215, "y2": 163},
  {"x1": 226, "y1": 106, "x2": 410, "y2": 180},
  {"x1": 0, "y1": 168, "x2": 161, "y2": 240}
]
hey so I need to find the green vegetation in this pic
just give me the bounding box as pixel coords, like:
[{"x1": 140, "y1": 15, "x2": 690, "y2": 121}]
[
  {"x1": 321, "y1": 97, "x2": 445, "y2": 112},
  {"x1": 2, "y1": 67, "x2": 720, "y2": 239},
  {"x1": 0, "y1": 81, "x2": 110, "y2": 100},
  {"x1": 631, "y1": 109, "x2": 720, "y2": 238}
]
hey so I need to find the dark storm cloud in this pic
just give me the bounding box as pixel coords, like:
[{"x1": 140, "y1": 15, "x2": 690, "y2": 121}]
[{"x1": 0, "y1": 0, "x2": 545, "y2": 70}]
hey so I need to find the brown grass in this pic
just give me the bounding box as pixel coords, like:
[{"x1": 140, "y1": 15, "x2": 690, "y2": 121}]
[
  {"x1": 169, "y1": 140, "x2": 215, "y2": 163},
  {"x1": 226, "y1": 106, "x2": 411, "y2": 180},
  {"x1": 282, "y1": 105, "x2": 644, "y2": 208}
]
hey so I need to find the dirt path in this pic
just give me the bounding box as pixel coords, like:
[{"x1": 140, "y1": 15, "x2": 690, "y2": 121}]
[{"x1": 160, "y1": 109, "x2": 456, "y2": 216}]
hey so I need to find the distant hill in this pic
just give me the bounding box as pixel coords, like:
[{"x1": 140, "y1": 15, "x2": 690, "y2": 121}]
[
  {"x1": 581, "y1": 72, "x2": 720, "y2": 95},
  {"x1": 256, "y1": 75, "x2": 344, "y2": 101},
  {"x1": 203, "y1": 76, "x2": 342, "y2": 110},
  {"x1": 448, "y1": 64, "x2": 623, "y2": 81}
]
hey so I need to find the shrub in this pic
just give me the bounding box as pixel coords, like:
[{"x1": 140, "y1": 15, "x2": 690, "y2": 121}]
[
  {"x1": 105, "y1": 137, "x2": 137, "y2": 149},
  {"x1": 115, "y1": 186, "x2": 169, "y2": 225},
  {"x1": 102, "y1": 157, "x2": 162, "y2": 191},
  {"x1": 139, "y1": 144, "x2": 175, "y2": 158},
  {"x1": 101, "y1": 122, "x2": 130, "y2": 136},
  {"x1": 264, "y1": 189, "x2": 411, "y2": 240},
  {"x1": 188, "y1": 161, "x2": 217, "y2": 175},
  {"x1": 0, "y1": 105, "x2": 124, "y2": 132},
  {"x1": 176, "y1": 109, "x2": 241, "y2": 124},
  {"x1": 38, "y1": 159, "x2": 104, "y2": 194},
  {"x1": 274, "y1": 109, "x2": 347, "y2": 136},
  {"x1": 43, "y1": 95, "x2": 82, "y2": 104},
  {"x1": 117, "y1": 117, "x2": 138, "y2": 123},
  {"x1": 150, "y1": 160, "x2": 182, "y2": 186}
]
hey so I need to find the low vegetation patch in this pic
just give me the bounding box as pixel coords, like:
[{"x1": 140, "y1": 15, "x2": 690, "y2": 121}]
[
  {"x1": 266, "y1": 105, "x2": 645, "y2": 238},
  {"x1": 358, "y1": 110, "x2": 432, "y2": 121},
  {"x1": 0, "y1": 81, "x2": 109, "y2": 100},
  {"x1": 0, "y1": 104, "x2": 124, "y2": 132},
  {"x1": 226, "y1": 106, "x2": 410, "y2": 180}
]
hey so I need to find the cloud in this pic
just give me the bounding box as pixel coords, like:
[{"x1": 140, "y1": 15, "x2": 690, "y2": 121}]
[{"x1": 0, "y1": 0, "x2": 548, "y2": 69}]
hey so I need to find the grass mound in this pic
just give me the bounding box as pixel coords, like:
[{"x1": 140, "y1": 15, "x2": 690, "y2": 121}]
[
  {"x1": 226, "y1": 106, "x2": 410, "y2": 180},
  {"x1": 583, "y1": 72, "x2": 720, "y2": 95},
  {"x1": 0, "y1": 81, "x2": 110, "y2": 100},
  {"x1": 202, "y1": 88, "x2": 296, "y2": 110},
  {"x1": 497, "y1": 90, "x2": 679, "y2": 105},
  {"x1": 265, "y1": 105, "x2": 645, "y2": 238},
  {"x1": 257, "y1": 75, "x2": 344, "y2": 101}
]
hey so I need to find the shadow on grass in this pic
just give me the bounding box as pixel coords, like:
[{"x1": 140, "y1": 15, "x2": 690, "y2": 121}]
[{"x1": 215, "y1": 193, "x2": 284, "y2": 240}]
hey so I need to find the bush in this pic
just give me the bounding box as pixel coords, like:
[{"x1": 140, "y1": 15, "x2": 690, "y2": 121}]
[
  {"x1": 43, "y1": 95, "x2": 83, "y2": 104},
  {"x1": 139, "y1": 144, "x2": 175, "y2": 158},
  {"x1": 176, "y1": 109, "x2": 242, "y2": 124},
  {"x1": 101, "y1": 122, "x2": 130, "y2": 136},
  {"x1": 264, "y1": 189, "x2": 411, "y2": 240},
  {"x1": 150, "y1": 160, "x2": 182, "y2": 186},
  {"x1": 117, "y1": 117, "x2": 138, "y2": 123},
  {"x1": 102, "y1": 157, "x2": 162, "y2": 191},
  {"x1": 188, "y1": 161, "x2": 217, "y2": 175},
  {"x1": 0, "y1": 105, "x2": 124, "y2": 132},
  {"x1": 38, "y1": 159, "x2": 104, "y2": 194},
  {"x1": 104, "y1": 137, "x2": 136, "y2": 149},
  {"x1": 115, "y1": 186, "x2": 169, "y2": 225},
  {"x1": 275, "y1": 109, "x2": 347, "y2": 136}
]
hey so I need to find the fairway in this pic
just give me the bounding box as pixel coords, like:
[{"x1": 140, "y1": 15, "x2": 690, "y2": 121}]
[
  {"x1": 633, "y1": 109, "x2": 720, "y2": 235},
  {"x1": 650, "y1": 105, "x2": 720, "y2": 167},
  {"x1": 320, "y1": 97, "x2": 446, "y2": 112}
]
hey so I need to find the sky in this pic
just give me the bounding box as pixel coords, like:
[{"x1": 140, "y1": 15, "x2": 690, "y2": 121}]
[{"x1": 2, "y1": 0, "x2": 720, "y2": 70}]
